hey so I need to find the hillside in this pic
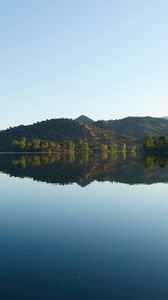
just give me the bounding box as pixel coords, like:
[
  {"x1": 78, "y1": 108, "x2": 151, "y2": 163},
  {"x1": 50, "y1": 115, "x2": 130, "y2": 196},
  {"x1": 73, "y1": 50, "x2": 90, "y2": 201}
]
[
  {"x1": 93, "y1": 116, "x2": 168, "y2": 138},
  {"x1": 0, "y1": 118, "x2": 129, "y2": 152},
  {"x1": 75, "y1": 115, "x2": 168, "y2": 138},
  {"x1": 1, "y1": 116, "x2": 168, "y2": 152}
]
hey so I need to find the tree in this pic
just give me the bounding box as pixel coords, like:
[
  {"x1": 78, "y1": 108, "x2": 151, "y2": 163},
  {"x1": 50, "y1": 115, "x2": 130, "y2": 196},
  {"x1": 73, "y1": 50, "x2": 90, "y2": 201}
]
[
  {"x1": 131, "y1": 145, "x2": 137, "y2": 157},
  {"x1": 122, "y1": 144, "x2": 127, "y2": 153},
  {"x1": 144, "y1": 136, "x2": 154, "y2": 149},
  {"x1": 12, "y1": 139, "x2": 20, "y2": 151},
  {"x1": 41, "y1": 140, "x2": 49, "y2": 152},
  {"x1": 81, "y1": 141, "x2": 89, "y2": 152},
  {"x1": 19, "y1": 137, "x2": 27, "y2": 150},
  {"x1": 69, "y1": 141, "x2": 75, "y2": 153},
  {"x1": 32, "y1": 139, "x2": 41, "y2": 151},
  {"x1": 101, "y1": 144, "x2": 109, "y2": 153},
  {"x1": 158, "y1": 136, "x2": 167, "y2": 148},
  {"x1": 121, "y1": 144, "x2": 127, "y2": 159},
  {"x1": 110, "y1": 143, "x2": 119, "y2": 153}
]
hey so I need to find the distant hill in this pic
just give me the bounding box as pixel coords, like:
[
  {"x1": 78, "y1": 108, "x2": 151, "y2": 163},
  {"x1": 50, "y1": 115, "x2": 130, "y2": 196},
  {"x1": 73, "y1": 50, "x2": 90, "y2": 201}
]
[
  {"x1": 78, "y1": 116, "x2": 168, "y2": 138},
  {"x1": 75, "y1": 115, "x2": 94, "y2": 124}
]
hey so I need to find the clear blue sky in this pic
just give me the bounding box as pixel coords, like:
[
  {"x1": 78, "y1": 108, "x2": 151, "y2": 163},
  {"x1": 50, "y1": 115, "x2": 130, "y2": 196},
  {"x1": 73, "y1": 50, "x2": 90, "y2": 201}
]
[{"x1": 0, "y1": 0, "x2": 168, "y2": 129}]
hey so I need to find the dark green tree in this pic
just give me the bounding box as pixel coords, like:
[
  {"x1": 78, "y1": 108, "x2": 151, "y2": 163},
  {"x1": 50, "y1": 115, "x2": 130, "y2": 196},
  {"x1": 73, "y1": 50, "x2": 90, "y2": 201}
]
[{"x1": 144, "y1": 136, "x2": 154, "y2": 149}]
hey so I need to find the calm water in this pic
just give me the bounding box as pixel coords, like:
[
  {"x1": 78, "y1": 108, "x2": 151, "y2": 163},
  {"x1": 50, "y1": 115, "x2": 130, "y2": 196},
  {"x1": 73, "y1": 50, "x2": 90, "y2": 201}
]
[{"x1": 0, "y1": 154, "x2": 168, "y2": 300}]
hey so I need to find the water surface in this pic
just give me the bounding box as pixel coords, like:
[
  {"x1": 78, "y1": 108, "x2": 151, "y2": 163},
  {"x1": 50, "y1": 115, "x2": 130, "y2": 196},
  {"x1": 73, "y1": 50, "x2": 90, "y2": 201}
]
[{"x1": 0, "y1": 154, "x2": 168, "y2": 299}]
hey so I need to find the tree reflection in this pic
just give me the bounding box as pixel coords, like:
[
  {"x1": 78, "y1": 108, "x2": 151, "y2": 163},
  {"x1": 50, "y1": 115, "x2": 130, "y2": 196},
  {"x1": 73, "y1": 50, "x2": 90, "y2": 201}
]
[{"x1": 0, "y1": 153, "x2": 167, "y2": 186}]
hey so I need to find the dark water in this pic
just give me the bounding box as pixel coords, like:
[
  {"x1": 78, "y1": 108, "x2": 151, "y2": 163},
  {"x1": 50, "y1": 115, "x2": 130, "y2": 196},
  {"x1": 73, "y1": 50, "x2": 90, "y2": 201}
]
[{"x1": 0, "y1": 154, "x2": 168, "y2": 300}]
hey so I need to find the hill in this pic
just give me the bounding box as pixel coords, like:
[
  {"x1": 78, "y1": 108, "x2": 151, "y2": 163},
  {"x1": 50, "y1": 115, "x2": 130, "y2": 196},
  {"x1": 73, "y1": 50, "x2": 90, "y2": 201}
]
[
  {"x1": 93, "y1": 116, "x2": 168, "y2": 138},
  {"x1": 0, "y1": 118, "x2": 130, "y2": 152},
  {"x1": 1, "y1": 116, "x2": 168, "y2": 152},
  {"x1": 75, "y1": 115, "x2": 94, "y2": 124}
]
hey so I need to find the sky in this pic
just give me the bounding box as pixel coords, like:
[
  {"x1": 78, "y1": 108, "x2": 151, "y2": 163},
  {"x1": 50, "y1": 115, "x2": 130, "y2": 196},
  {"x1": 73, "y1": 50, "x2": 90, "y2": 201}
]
[{"x1": 0, "y1": 0, "x2": 168, "y2": 129}]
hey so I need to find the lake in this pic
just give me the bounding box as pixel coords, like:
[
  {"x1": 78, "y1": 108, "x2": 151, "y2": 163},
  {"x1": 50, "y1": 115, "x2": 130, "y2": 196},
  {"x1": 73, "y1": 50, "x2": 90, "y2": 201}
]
[{"x1": 0, "y1": 154, "x2": 168, "y2": 300}]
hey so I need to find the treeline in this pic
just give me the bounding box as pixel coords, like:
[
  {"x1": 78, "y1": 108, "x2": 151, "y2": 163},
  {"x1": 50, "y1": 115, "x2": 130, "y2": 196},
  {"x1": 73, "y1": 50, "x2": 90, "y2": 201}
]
[
  {"x1": 143, "y1": 136, "x2": 168, "y2": 154},
  {"x1": 11, "y1": 138, "x2": 137, "y2": 155},
  {"x1": 12, "y1": 138, "x2": 89, "y2": 152}
]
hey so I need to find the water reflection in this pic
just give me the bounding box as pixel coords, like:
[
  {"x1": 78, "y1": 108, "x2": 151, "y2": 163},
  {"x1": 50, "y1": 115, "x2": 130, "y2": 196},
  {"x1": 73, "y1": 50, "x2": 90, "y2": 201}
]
[{"x1": 0, "y1": 153, "x2": 167, "y2": 186}]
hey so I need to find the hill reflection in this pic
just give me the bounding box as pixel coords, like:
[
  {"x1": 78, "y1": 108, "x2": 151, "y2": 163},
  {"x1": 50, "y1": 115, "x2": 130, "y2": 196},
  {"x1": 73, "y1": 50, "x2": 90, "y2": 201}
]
[{"x1": 0, "y1": 153, "x2": 168, "y2": 186}]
